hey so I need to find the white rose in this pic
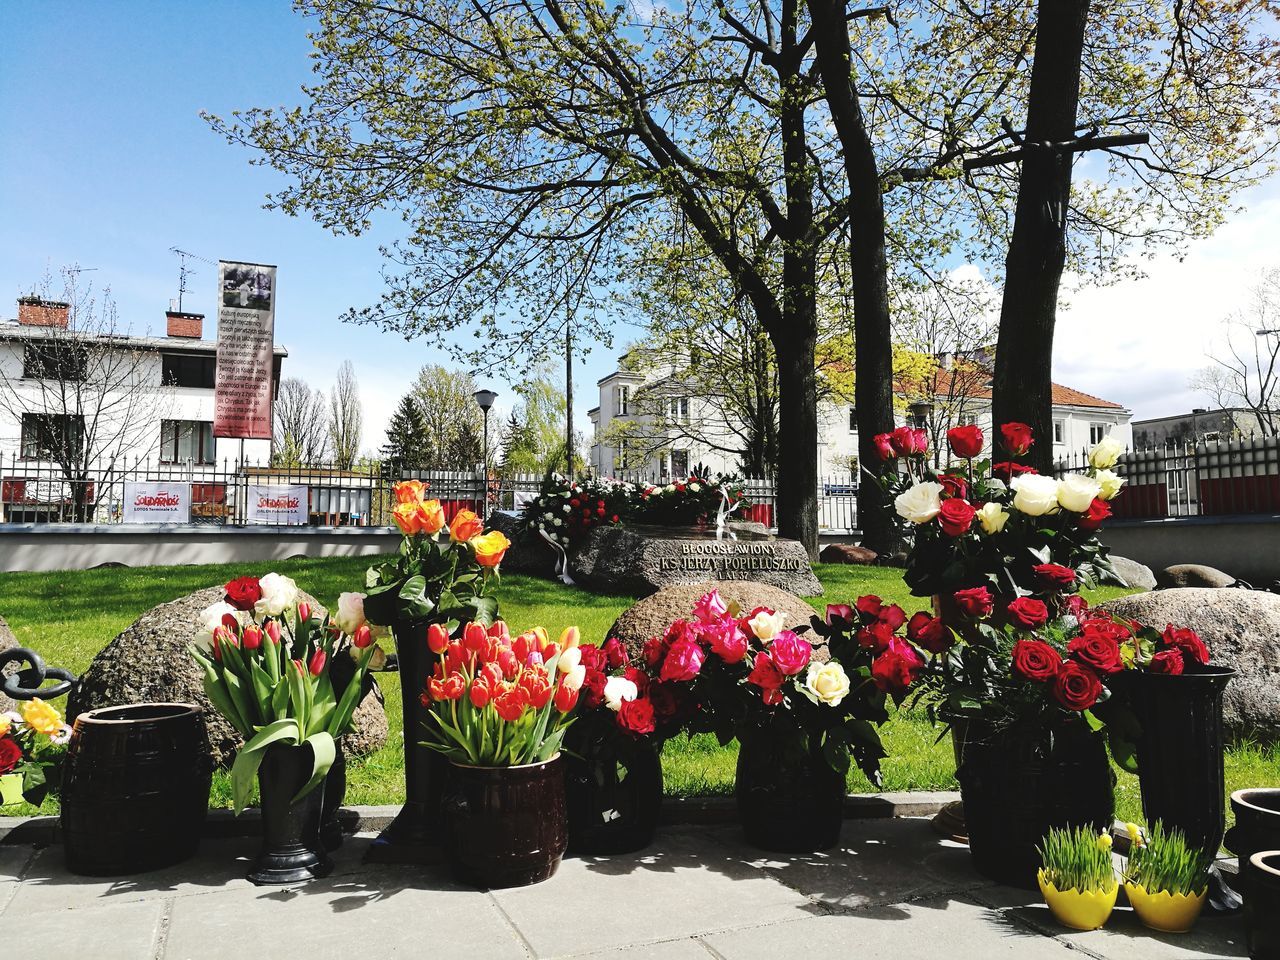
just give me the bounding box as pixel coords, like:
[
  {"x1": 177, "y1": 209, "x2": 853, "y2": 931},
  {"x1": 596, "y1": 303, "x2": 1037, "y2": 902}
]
[
  {"x1": 1056, "y1": 473, "x2": 1103, "y2": 513},
  {"x1": 803, "y1": 661, "x2": 851, "y2": 707},
  {"x1": 976, "y1": 502, "x2": 1009, "y2": 535},
  {"x1": 747, "y1": 609, "x2": 788, "y2": 642},
  {"x1": 1089, "y1": 435, "x2": 1124, "y2": 470},
  {"x1": 1010, "y1": 474, "x2": 1060, "y2": 517},
  {"x1": 603, "y1": 676, "x2": 639, "y2": 712},
  {"x1": 333, "y1": 592, "x2": 368, "y2": 635},
  {"x1": 894, "y1": 481, "x2": 944, "y2": 524},
  {"x1": 1095, "y1": 469, "x2": 1126, "y2": 500},
  {"x1": 689, "y1": 483, "x2": 701, "y2": 492},
  {"x1": 255, "y1": 572, "x2": 299, "y2": 618}
]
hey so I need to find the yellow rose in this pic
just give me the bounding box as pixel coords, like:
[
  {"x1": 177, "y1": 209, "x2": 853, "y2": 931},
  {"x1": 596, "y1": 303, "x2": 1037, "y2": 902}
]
[
  {"x1": 976, "y1": 502, "x2": 1009, "y2": 535},
  {"x1": 1095, "y1": 470, "x2": 1126, "y2": 500},
  {"x1": 472, "y1": 529, "x2": 510, "y2": 568},
  {"x1": 22, "y1": 698, "x2": 63, "y2": 736},
  {"x1": 803, "y1": 661, "x2": 851, "y2": 707},
  {"x1": 0, "y1": 714, "x2": 10, "y2": 737},
  {"x1": 1089, "y1": 435, "x2": 1124, "y2": 470}
]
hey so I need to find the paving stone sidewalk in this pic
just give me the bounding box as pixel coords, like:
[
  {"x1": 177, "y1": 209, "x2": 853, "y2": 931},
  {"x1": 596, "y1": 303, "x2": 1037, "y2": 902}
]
[{"x1": 0, "y1": 817, "x2": 1248, "y2": 960}]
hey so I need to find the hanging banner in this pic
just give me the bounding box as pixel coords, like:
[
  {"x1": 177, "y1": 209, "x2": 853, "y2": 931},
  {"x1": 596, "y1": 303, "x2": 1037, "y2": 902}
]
[
  {"x1": 214, "y1": 260, "x2": 277, "y2": 440},
  {"x1": 245, "y1": 484, "x2": 309, "y2": 525},
  {"x1": 122, "y1": 481, "x2": 191, "y2": 524}
]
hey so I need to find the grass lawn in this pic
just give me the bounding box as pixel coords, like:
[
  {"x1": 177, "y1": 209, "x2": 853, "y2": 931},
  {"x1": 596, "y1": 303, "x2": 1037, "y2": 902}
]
[{"x1": 1, "y1": 557, "x2": 1275, "y2": 827}]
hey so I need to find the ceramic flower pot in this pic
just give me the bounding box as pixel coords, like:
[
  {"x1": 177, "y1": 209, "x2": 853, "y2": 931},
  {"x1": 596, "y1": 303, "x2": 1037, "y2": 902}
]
[
  {"x1": 735, "y1": 729, "x2": 843, "y2": 853},
  {"x1": 564, "y1": 721, "x2": 663, "y2": 856},
  {"x1": 1245, "y1": 851, "x2": 1280, "y2": 959},
  {"x1": 1227, "y1": 789, "x2": 1280, "y2": 898},
  {"x1": 955, "y1": 717, "x2": 1114, "y2": 890},
  {"x1": 318, "y1": 747, "x2": 347, "y2": 852},
  {"x1": 248, "y1": 743, "x2": 332, "y2": 886},
  {"x1": 442, "y1": 754, "x2": 567, "y2": 889},
  {"x1": 0, "y1": 773, "x2": 24, "y2": 806},
  {"x1": 1124, "y1": 882, "x2": 1208, "y2": 933},
  {"x1": 60, "y1": 703, "x2": 211, "y2": 876},
  {"x1": 1037, "y1": 870, "x2": 1118, "y2": 931}
]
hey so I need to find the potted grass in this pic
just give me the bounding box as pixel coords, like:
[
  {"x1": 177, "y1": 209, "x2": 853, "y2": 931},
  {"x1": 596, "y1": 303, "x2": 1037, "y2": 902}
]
[
  {"x1": 1122, "y1": 821, "x2": 1213, "y2": 933},
  {"x1": 190, "y1": 573, "x2": 383, "y2": 885},
  {"x1": 1036, "y1": 825, "x2": 1119, "y2": 930},
  {"x1": 422, "y1": 620, "x2": 580, "y2": 888}
]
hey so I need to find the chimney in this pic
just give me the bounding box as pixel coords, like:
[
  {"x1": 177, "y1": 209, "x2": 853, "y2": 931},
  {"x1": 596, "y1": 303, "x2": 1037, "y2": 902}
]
[
  {"x1": 17, "y1": 296, "x2": 70, "y2": 329},
  {"x1": 166, "y1": 310, "x2": 204, "y2": 339}
]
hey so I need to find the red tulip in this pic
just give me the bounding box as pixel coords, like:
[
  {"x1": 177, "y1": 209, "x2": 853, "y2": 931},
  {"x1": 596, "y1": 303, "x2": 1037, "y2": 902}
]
[
  {"x1": 554, "y1": 681, "x2": 579, "y2": 713},
  {"x1": 297, "y1": 602, "x2": 312, "y2": 623},
  {"x1": 469, "y1": 679, "x2": 492, "y2": 708},
  {"x1": 427, "y1": 623, "x2": 450, "y2": 655},
  {"x1": 463, "y1": 622, "x2": 488, "y2": 653},
  {"x1": 308, "y1": 649, "x2": 327, "y2": 677},
  {"x1": 241, "y1": 625, "x2": 263, "y2": 650},
  {"x1": 264, "y1": 620, "x2": 282, "y2": 645},
  {"x1": 353, "y1": 624, "x2": 373, "y2": 649},
  {"x1": 221, "y1": 613, "x2": 241, "y2": 634}
]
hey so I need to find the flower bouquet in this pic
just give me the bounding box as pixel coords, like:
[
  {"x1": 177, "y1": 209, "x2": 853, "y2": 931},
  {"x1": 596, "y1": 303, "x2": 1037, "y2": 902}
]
[
  {"x1": 517, "y1": 474, "x2": 632, "y2": 551},
  {"x1": 191, "y1": 572, "x2": 382, "y2": 883},
  {"x1": 420, "y1": 620, "x2": 581, "y2": 887},
  {"x1": 0, "y1": 698, "x2": 71, "y2": 807},
  {"x1": 633, "y1": 470, "x2": 749, "y2": 528}
]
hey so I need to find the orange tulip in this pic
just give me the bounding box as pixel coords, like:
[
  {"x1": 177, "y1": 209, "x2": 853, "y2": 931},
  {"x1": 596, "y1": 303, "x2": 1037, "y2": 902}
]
[
  {"x1": 393, "y1": 479, "x2": 426, "y2": 503},
  {"x1": 472, "y1": 530, "x2": 510, "y2": 568},
  {"x1": 449, "y1": 509, "x2": 484, "y2": 543},
  {"x1": 419, "y1": 498, "x2": 446, "y2": 535}
]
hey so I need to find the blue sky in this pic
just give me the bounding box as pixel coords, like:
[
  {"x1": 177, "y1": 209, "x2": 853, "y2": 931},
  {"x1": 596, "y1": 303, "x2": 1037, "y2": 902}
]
[{"x1": 3, "y1": 3, "x2": 1277, "y2": 452}]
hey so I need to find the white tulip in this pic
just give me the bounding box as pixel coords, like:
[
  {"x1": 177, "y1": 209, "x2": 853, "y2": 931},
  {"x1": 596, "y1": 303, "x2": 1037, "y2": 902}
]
[
  {"x1": 976, "y1": 502, "x2": 1010, "y2": 535},
  {"x1": 1095, "y1": 469, "x2": 1126, "y2": 500},
  {"x1": 563, "y1": 664, "x2": 587, "y2": 692},
  {"x1": 557, "y1": 646, "x2": 582, "y2": 674},
  {"x1": 1089, "y1": 435, "x2": 1124, "y2": 470},
  {"x1": 603, "y1": 677, "x2": 639, "y2": 712},
  {"x1": 1010, "y1": 474, "x2": 1060, "y2": 517},
  {"x1": 894, "y1": 481, "x2": 944, "y2": 524},
  {"x1": 1056, "y1": 473, "x2": 1103, "y2": 513}
]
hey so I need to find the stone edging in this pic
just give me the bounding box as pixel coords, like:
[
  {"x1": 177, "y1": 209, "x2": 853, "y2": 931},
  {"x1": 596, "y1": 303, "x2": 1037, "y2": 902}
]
[{"x1": 0, "y1": 790, "x2": 960, "y2": 846}]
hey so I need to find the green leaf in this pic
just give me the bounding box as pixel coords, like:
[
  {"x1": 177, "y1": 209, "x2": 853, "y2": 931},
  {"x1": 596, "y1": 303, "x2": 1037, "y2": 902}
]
[
  {"x1": 230, "y1": 718, "x2": 302, "y2": 815},
  {"x1": 293, "y1": 732, "x2": 336, "y2": 805}
]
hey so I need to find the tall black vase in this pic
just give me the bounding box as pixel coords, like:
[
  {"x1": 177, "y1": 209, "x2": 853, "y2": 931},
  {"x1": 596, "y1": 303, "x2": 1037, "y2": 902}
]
[
  {"x1": 735, "y1": 729, "x2": 844, "y2": 853},
  {"x1": 249, "y1": 744, "x2": 332, "y2": 885},
  {"x1": 564, "y1": 720, "x2": 663, "y2": 856},
  {"x1": 367, "y1": 620, "x2": 446, "y2": 863},
  {"x1": 1129, "y1": 665, "x2": 1235, "y2": 855},
  {"x1": 956, "y1": 718, "x2": 1114, "y2": 890}
]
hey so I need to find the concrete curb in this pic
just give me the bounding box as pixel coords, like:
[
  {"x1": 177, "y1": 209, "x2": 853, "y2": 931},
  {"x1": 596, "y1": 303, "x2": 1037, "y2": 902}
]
[{"x1": 0, "y1": 790, "x2": 960, "y2": 846}]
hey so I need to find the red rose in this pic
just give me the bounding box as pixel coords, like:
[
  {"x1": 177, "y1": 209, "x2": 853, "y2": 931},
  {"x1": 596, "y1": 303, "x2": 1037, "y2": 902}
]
[
  {"x1": 873, "y1": 433, "x2": 897, "y2": 461},
  {"x1": 871, "y1": 638, "x2": 924, "y2": 697},
  {"x1": 947, "y1": 424, "x2": 984, "y2": 459},
  {"x1": 580, "y1": 669, "x2": 607, "y2": 709},
  {"x1": 617, "y1": 697, "x2": 656, "y2": 735},
  {"x1": 1033, "y1": 563, "x2": 1078, "y2": 591},
  {"x1": 1068, "y1": 633, "x2": 1124, "y2": 674},
  {"x1": 1062, "y1": 594, "x2": 1090, "y2": 621},
  {"x1": 1149, "y1": 649, "x2": 1185, "y2": 675},
  {"x1": 1051, "y1": 661, "x2": 1103, "y2": 711},
  {"x1": 891, "y1": 425, "x2": 927, "y2": 457},
  {"x1": 648, "y1": 682, "x2": 687, "y2": 723},
  {"x1": 907, "y1": 612, "x2": 954, "y2": 654},
  {"x1": 623, "y1": 666, "x2": 650, "y2": 697},
  {"x1": 1000, "y1": 422, "x2": 1035, "y2": 456},
  {"x1": 857, "y1": 621, "x2": 895, "y2": 653},
  {"x1": 992, "y1": 461, "x2": 1039, "y2": 483},
  {"x1": 660, "y1": 639, "x2": 706, "y2": 683},
  {"x1": 1077, "y1": 497, "x2": 1111, "y2": 532},
  {"x1": 938, "y1": 498, "x2": 977, "y2": 537},
  {"x1": 953, "y1": 586, "x2": 994, "y2": 619},
  {"x1": 1011, "y1": 639, "x2": 1062, "y2": 681},
  {"x1": 0, "y1": 735, "x2": 21, "y2": 776},
  {"x1": 825, "y1": 603, "x2": 855, "y2": 627},
  {"x1": 768, "y1": 630, "x2": 812, "y2": 676},
  {"x1": 855, "y1": 595, "x2": 884, "y2": 620},
  {"x1": 224, "y1": 575, "x2": 262, "y2": 612},
  {"x1": 938, "y1": 474, "x2": 969, "y2": 500},
  {"x1": 1161, "y1": 625, "x2": 1209, "y2": 666},
  {"x1": 747, "y1": 653, "x2": 786, "y2": 705},
  {"x1": 1080, "y1": 618, "x2": 1133, "y2": 645},
  {"x1": 877, "y1": 603, "x2": 907, "y2": 631},
  {"x1": 1007, "y1": 597, "x2": 1049, "y2": 629},
  {"x1": 601, "y1": 637, "x2": 629, "y2": 670}
]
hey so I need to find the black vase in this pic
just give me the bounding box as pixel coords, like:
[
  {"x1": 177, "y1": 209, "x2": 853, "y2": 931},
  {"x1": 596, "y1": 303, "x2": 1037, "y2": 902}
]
[
  {"x1": 735, "y1": 729, "x2": 843, "y2": 853},
  {"x1": 1245, "y1": 851, "x2": 1280, "y2": 960},
  {"x1": 442, "y1": 755, "x2": 568, "y2": 888},
  {"x1": 249, "y1": 744, "x2": 332, "y2": 885},
  {"x1": 1228, "y1": 790, "x2": 1280, "y2": 899},
  {"x1": 564, "y1": 720, "x2": 663, "y2": 856},
  {"x1": 318, "y1": 748, "x2": 347, "y2": 852},
  {"x1": 367, "y1": 620, "x2": 447, "y2": 863},
  {"x1": 956, "y1": 718, "x2": 1114, "y2": 889}
]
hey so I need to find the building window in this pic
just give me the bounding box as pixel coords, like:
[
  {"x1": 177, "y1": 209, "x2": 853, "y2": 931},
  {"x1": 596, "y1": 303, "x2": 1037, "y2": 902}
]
[
  {"x1": 20, "y1": 413, "x2": 84, "y2": 460},
  {"x1": 160, "y1": 419, "x2": 216, "y2": 464},
  {"x1": 1053, "y1": 420, "x2": 1065, "y2": 444},
  {"x1": 671, "y1": 449, "x2": 690, "y2": 477},
  {"x1": 616, "y1": 384, "x2": 630, "y2": 417},
  {"x1": 1089, "y1": 422, "x2": 1109, "y2": 445},
  {"x1": 848, "y1": 407, "x2": 857, "y2": 432},
  {"x1": 162, "y1": 353, "x2": 216, "y2": 389},
  {"x1": 667, "y1": 396, "x2": 690, "y2": 423},
  {"x1": 23, "y1": 343, "x2": 87, "y2": 381},
  {"x1": 616, "y1": 439, "x2": 629, "y2": 471}
]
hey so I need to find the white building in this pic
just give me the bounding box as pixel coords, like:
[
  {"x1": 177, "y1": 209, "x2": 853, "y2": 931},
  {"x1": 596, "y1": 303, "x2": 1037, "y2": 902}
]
[
  {"x1": 587, "y1": 351, "x2": 1132, "y2": 478},
  {"x1": 0, "y1": 297, "x2": 285, "y2": 521}
]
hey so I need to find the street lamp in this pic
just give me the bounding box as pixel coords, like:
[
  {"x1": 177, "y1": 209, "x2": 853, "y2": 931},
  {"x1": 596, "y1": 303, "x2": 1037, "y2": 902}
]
[
  {"x1": 473, "y1": 389, "x2": 498, "y2": 514},
  {"x1": 907, "y1": 400, "x2": 934, "y2": 429}
]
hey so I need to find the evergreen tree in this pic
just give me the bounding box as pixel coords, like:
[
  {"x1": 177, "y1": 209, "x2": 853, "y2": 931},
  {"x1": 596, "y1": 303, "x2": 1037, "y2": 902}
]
[{"x1": 382, "y1": 392, "x2": 428, "y2": 468}]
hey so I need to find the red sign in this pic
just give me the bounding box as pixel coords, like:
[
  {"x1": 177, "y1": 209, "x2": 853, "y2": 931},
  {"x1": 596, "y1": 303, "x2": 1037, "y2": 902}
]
[{"x1": 214, "y1": 261, "x2": 277, "y2": 440}]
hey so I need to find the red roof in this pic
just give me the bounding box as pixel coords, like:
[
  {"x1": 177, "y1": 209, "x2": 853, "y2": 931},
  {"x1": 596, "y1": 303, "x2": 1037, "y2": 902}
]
[{"x1": 898, "y1": 364, "x2": 1125, "y2": 410}]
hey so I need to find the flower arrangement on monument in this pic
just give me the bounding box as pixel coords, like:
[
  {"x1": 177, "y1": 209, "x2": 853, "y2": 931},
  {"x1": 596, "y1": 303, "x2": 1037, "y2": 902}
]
[
  {"x1": 0, "y1": 698, "x2": 72, "y2": 806},
  {"x1": 633, "y1": 470, "x2": 748, "y2": 528},
  {"x1": 516, "y1": 474, "x2": 632, "y2": 550}
]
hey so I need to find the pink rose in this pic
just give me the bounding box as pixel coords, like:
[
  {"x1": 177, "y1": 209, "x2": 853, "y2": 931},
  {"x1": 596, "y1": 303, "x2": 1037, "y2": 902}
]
[
  {"x1": 660, "y1": 639, "x2": 706, "y2": 683},
  {"x1": 693, "y1": 589, "x2": 729, "y2": 623},
  {"x1": 768, "y1": 630, "x2": 812, "y2": 676},
  {"x1": 701, "y1": 618, "x2": 748, "y2": 664}
]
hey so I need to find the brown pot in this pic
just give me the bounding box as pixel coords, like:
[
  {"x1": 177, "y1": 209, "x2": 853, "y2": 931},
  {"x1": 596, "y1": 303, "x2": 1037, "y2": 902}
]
[{"x1": 442, "y1": 754, "x2": 567, "y2": 889}]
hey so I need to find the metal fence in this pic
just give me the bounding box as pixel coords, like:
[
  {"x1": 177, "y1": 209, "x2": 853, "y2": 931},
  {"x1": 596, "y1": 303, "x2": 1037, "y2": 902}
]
[{"x1": 1054, "y1": 435, "x2": 1280, "y2": 519}]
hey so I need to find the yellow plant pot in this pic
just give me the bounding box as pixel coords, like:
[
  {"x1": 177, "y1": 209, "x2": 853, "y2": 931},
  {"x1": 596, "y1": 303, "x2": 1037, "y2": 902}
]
[
  {"x1": 1123, "y1": 882, "x2": 1207, "y2": 933},
  {"x1": 1037, "y1": 870, "x2": 1118, "y2": 931}
]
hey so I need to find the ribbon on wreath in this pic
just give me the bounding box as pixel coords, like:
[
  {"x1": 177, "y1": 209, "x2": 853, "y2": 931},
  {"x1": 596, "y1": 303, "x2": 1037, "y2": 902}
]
[
  {"x1": 715, "y1": 486, "x2": 742, "y2": 541},
  {"x1": 538, "y1": 527, "x2": 577, "y2": 585}
]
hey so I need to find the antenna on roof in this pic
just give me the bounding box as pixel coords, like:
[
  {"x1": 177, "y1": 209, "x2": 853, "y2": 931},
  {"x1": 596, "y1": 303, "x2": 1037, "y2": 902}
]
[{"x1": 169, "y1": 247, "x2": 216, "y2": 312}]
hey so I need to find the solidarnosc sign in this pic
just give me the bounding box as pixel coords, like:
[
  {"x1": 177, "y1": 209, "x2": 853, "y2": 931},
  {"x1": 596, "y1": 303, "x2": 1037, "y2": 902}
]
[
  {"x1": 246, "y1": 484, "x2": 309, "y2": 525},
  {"x1": 122, "y1": 481, "x2": 191, "y2": 523},
  {"x1": 214, "y1": 260, "x2": 277, "y2": 440}
]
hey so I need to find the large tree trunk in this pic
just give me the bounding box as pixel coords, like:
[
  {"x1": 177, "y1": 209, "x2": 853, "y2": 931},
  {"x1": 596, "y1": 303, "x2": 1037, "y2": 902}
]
[
  {"x1": 808, "y1": 0, "x2": 896, "y2": 554},
  {"x1": 992, "y1": 0, "x2": 1091, "y2": 472},
  {"x1": 774, "y1": 322, "x2": 820, "y2": 556}
]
